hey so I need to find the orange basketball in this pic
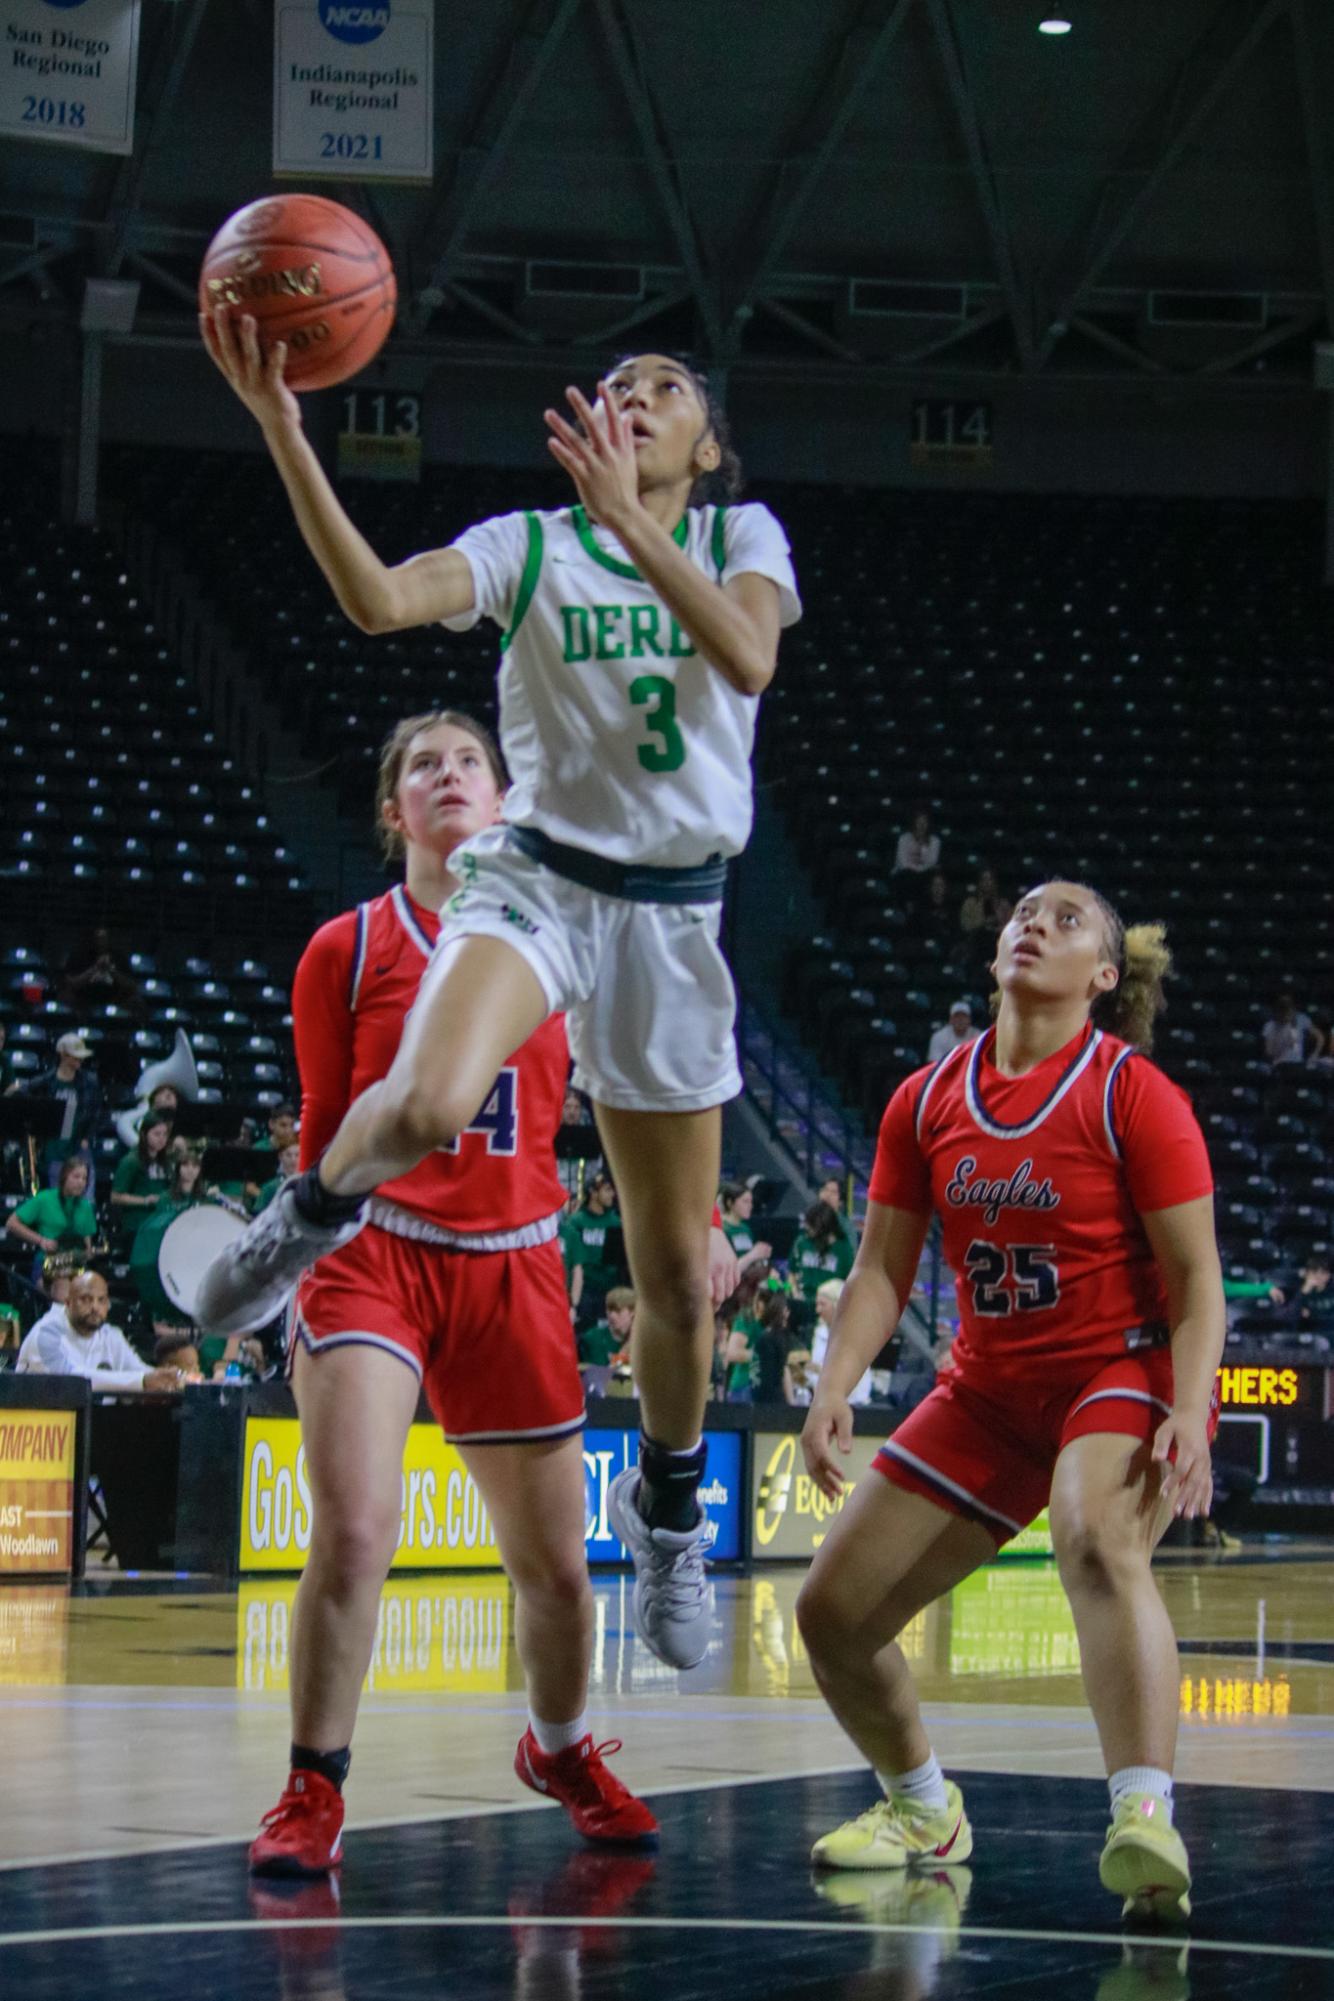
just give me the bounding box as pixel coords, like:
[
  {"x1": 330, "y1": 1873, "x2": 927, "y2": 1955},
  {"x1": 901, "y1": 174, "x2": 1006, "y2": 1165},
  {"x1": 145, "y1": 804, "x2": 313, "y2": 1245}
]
[{"x1": 199, "y1": 194, "x2": 395, "y2": 392}]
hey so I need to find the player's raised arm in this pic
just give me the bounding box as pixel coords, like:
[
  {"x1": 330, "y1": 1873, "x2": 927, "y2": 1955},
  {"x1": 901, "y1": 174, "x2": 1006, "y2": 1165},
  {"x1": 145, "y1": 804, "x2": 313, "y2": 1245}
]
[{"x1": 200, "y1": 307, "x2": 474, "y2": 636}]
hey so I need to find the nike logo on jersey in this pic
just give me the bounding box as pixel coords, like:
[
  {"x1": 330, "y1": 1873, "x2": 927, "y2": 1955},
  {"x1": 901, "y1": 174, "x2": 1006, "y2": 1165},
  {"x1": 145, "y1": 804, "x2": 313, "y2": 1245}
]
[
  {"x1": 373, "y1": 964, "x2": 393, "y2": 976},
  {"x1": 944, "y1": 1155, "x2": 1060, "y2": 1226}
]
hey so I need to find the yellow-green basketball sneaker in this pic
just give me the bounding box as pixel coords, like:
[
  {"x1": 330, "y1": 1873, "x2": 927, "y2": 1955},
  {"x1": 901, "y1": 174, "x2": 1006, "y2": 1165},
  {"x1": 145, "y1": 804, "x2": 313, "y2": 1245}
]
[
  {"x1": 1098, "y1": 1793, "x2": 1192, "y2": 1923},
  {"x1": 811, "y1": 1781, "x2": 972, "y2": 1871}
]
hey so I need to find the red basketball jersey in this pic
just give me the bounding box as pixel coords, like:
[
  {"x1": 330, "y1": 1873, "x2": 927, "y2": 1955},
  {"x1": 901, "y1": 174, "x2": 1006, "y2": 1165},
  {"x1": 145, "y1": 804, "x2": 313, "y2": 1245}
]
[
  {"x1": 291, "y1": 883, "x2": 568, "y2": 1236},
  {"x1": 869, "y1": 1023, "x2": 1214, "y2": 1376}
]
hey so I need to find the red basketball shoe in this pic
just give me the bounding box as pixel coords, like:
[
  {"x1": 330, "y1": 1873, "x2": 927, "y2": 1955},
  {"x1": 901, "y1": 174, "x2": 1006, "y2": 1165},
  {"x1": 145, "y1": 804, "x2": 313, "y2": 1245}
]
[
  {"x1": 515, "y1": 1729, "x2": 659, "y2": 1846},
  {"x1": 249, "y1": 1770, "x2": 345, "y2": 1877}
]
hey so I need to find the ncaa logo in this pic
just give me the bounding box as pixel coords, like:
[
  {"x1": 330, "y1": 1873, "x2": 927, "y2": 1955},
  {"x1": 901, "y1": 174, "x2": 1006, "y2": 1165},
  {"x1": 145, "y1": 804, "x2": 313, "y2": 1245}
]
[{"x1": 319, "y1": 0, "x2": 390, "y2": 43}]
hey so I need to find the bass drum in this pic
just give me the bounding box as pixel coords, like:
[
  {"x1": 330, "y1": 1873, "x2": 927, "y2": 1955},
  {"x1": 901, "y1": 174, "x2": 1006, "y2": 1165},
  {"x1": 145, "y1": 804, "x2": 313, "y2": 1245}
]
[{"x1": 157, "y1": 1202, "x2": 250, "y2": 1322}]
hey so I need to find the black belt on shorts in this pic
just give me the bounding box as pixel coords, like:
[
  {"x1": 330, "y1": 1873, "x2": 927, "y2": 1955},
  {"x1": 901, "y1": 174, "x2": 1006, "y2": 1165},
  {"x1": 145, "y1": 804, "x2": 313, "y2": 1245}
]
[{"x1": 507, "y1": 825, "x2": 728, "y2": 905}]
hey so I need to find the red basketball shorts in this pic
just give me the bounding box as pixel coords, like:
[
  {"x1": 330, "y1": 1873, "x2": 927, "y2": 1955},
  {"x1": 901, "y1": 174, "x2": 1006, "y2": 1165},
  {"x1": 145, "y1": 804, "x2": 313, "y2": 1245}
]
[
  {"x1": 291, "y1": 1223, "x2": 585, "y2": 1444},
  {"x1": 875, "y1": 1348, "x2": 1219, "y2": 1546}
]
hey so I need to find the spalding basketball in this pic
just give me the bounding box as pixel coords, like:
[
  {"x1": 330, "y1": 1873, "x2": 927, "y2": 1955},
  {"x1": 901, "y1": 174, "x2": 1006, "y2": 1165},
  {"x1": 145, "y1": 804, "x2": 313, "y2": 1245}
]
[{"x1": 199, "y1": 194, "x2": 395, "y2": 392}]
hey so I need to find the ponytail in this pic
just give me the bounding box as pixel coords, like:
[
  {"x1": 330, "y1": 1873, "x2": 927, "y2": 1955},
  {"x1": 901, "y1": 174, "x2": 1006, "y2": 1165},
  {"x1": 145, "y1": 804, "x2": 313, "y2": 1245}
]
[{"x1": 1091, "y1": 908, "x2": 1172, "y2": 1051}]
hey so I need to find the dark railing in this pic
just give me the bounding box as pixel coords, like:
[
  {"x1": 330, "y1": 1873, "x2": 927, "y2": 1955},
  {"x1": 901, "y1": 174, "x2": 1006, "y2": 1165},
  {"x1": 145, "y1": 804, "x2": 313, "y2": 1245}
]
[{"x1": 736, "y1": 996, "x2": 873, "y2": 1210}]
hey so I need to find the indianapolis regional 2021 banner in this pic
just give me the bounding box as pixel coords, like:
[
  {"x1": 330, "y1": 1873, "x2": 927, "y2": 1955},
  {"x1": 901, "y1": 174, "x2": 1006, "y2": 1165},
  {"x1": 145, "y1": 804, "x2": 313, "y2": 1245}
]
[
  {"x1": 273, "y1": 0, "x2": 433, "y2": 182},
  {"x1": 0, "y1": 0, "x2": 140, "y2": 155}
]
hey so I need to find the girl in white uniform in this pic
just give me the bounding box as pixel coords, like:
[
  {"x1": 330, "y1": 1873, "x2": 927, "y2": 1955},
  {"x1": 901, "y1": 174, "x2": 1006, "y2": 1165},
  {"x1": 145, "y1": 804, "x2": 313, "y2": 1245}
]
[{"x1": 197, "y1": 320, "x2": 800, "y2": 1669}]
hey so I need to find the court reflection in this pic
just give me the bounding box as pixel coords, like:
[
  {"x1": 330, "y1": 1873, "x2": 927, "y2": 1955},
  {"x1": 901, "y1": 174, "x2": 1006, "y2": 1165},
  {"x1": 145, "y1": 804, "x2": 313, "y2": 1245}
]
[{"x1": 4, "y1": 1555, "x2": 1332, "y2": 1721}]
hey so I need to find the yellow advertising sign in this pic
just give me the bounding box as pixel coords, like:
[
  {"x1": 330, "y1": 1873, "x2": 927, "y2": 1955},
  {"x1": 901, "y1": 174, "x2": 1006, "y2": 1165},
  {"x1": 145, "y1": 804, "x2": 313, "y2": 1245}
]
[
  {"x1": 0, "y1": 1411, "x2": 76, "y2": 1574},
  {"x1": 238, "y1": 1575, "x2": 511, "y2": 1693},
  {"x1": 750, "y1": 1431, "x2": 1053, "y2": 1562},
  {"x1": 240, "y1": 1417, "x2": 504, "y2": 1572},
  {"x1": 751, "y1": 1433, "x2": 881, "y2": 1559}
]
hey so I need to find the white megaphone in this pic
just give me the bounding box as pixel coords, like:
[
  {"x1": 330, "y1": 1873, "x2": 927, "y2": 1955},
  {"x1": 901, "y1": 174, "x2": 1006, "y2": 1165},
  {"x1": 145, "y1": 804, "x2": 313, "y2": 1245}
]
[{"x1": 114, "y1": 1029, "x2": 200, "y2": 1149}]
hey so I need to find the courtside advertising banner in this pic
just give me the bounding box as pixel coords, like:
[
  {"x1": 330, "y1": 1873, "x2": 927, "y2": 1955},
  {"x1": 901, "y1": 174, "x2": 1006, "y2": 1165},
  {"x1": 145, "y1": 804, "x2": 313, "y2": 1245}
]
[
  {"x1": 274, "y1": 0, "x2": 433, "y2": 182},
  {"x1": 240, "y1": 1417, "x2": 744, "y2": 1571},
  {"x1": 0, "y1": 0, "x2": 140, "y2": 155},
  {"x1": 0, "y1": 1409, "x2": 76, "y2": 1574}
]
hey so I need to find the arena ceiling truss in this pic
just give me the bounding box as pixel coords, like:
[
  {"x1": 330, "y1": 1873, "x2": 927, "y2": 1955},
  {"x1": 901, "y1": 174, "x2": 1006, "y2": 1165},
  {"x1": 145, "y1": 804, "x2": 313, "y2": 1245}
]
[{"x1": 0, "y1": 0, "x2": 1330, "y2": 388}]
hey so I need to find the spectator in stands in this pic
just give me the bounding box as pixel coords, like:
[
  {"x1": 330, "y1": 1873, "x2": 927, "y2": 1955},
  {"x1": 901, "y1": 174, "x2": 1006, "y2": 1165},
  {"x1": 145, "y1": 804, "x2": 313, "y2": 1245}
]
[
  {"x1": 252, "y1": 1140, "x2": 300, "y2": 1214},
  {"x1": 561, "y1": 1168, "x2": 622, "y2": 1324},
  {"x1": 721, "y1": 1264, "x2": 769, "y2": 1401},
  {"x1": 809, "y1": 1278, "x2": 873, "y2": 1406},
  {"x1": 148, "y1": 1082, "x2": 181, "y2": 1119},
  {"x1": 0, "y1": 1306, "x2": 19, "y2": 1371},
  {"x1": 59, "y1": 928, "x2": 142, "y2": 1013},
  {"x1": 893, "y1": 808, "x2": 940, "y2": 877},
  {"x1": 927, "y1": 998, "x2": 980, "y2": 1064},
  {"x1": 920, "y1": 870, "x2": 954, "y2": 948},
  {"x1": 14, "y1": 1258, "x2": 75, "y2": 1362},
  {"x1": 789, "y1": 1198, "x2": 855, "y2": 1295},
  {"x1": 15, "y1": 1269, "x2": 181, "y2": 1391},
  {"x1": 5, "y1": 1155, "x2": 97, "y2": 1260},
  {"x1": 719, "y1": 1179, "x2": 772, "y2": 1275},
  {"x1": 0, "y1": 1022, "x2": 16, "y2": 1096},
  {"x1": 817, "y1": 1174, "x2": 858, "y2": 1249},
  {"x1": 258, "y1": 1103, "x2": 298, "y2": 1154},
  {"x1": 556, "y1": 1084, "x2": 596, "y2": 1198},
  {"x1": 579, "y1": 1285, "x2": 636, "y2": 1367},
  {"x1": 1307, "y1": 1011, "x2": 1333, "y2": 1069},
  {"x1": 1271, "y1": 1255, "x2": 1334, "y2": 1331},
  {"x1": 109, "y1": 1110, "x2": 173, "y2": 1250},
  {"x1": 27, "y1": 1031, "x2": 102, "y2": 1186},
  {"x1": 742, "y1": 1283, "x2": 794, "y2": 1403},
  {"x1": 130, "y1": 1150, "x2": 209, "y2": 1329},
  {"x1": 1261, "y1": 990, "x2": 1313, "y2": 1066},
  {"x1": 784, "y1": 1339, "x2": 816, "y2": 1405},
  {"x1": 960, "y1": 868, "x2": 1013, "y2": 973},
  {"x1": 154, "y1": 1330, "x2": 201, "y2": 1377}
]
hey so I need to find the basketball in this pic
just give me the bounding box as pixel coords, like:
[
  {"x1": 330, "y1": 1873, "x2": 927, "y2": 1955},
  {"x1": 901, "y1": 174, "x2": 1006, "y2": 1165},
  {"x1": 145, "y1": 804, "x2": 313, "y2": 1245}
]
[{"x1": 198, "y1": 193, "x2": 395, "y2": 392}]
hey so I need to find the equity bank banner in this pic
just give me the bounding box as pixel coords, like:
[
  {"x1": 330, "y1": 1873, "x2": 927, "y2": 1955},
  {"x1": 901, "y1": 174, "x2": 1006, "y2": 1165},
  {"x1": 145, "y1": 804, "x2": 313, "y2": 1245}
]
[
  {"x1": 241, "y1": 1417, "x2": 743, "y2": 1571},
  {"x1": 750, "y1": 1432, "x2": 1052, "y2": 1561}
]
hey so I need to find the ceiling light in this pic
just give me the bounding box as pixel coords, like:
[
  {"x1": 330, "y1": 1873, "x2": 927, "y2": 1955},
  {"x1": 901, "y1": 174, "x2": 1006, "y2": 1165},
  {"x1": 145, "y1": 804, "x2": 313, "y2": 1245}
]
[{"x1": 1039, "y1": 18, "x2": 1072, "y2": 33}]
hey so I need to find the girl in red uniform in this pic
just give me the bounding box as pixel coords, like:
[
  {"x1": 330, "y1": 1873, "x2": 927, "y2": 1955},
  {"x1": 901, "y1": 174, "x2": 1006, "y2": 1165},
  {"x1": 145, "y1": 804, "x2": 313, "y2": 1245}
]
[
  {"x1": 249, "y1": 711, "x2": 656, "y2": 1877},
  {"x1": 798, "y1": 882, "x2": 1223, "y2": 1922}
]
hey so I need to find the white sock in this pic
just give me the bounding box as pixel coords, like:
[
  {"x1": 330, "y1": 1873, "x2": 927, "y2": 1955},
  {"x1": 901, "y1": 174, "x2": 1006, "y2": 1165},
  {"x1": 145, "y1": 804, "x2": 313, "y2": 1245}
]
[
  {"x1": 880, "y1": 1752, "x2": 948, "y2": 1812},
  {"x1": 1109, "y1": 1766, "x2": 1174, "y2": 1821},
  {"x1": 530, "y1": 1712, "x2": 590, "y2": 1757}
]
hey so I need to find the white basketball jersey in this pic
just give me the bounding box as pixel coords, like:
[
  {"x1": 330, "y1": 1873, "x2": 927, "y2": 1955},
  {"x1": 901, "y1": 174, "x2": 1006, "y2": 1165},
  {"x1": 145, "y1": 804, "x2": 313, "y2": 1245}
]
[{"x1": 443, "y1": 501, "x2": 801, "y2": 868}]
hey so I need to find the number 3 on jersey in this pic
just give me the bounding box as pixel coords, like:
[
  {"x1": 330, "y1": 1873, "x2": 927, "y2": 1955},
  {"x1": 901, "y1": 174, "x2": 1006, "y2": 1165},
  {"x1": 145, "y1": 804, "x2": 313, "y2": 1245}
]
[
  {"x1": 444, "y1": 1068, "x2": 518, "y2": 1156},
  {"x1": 964, "y1": 1241, "x2": 1059, "y2": 1316},
  {"x1": 630, "y1": 674, "x2": 686, "y2": 772}
]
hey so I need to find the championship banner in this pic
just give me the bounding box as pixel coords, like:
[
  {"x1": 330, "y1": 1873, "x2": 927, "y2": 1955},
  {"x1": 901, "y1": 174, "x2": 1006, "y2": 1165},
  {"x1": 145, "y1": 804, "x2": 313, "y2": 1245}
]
[
  {"x1": 274, "y1": 0, "x2": 433, "y2": 182},
  {"x1": 0, "y1": 1410, "x2": 76, "y2": 1574},
  {"x1": 240, "y1": 1417, "x2": 744, "y2": 1572},
  {"x1": 749, "y1": 1431, "x2": 1053, "y2": 1562},
  {"x1": 0, "y1": 0, "x2": 140, "y2": 156}
]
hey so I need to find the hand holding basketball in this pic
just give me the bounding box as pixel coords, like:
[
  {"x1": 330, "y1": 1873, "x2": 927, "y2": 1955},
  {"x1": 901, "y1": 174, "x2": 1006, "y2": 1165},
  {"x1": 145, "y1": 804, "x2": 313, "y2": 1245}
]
[
  {"x1": 198, "y1": 193, "x2": 395, "y2": 396},
  {"x1": 200, "y1": 308, "x2": 302, "y2": 435}
]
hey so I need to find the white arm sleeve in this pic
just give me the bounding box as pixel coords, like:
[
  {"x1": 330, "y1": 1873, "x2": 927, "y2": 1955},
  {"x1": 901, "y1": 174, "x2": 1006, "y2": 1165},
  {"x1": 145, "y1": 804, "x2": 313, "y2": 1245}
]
[
  {"x1": 720, "y1": 503, "x2": 802, "y2": 627},
  {"x1": 439, "y1": 511, "x2": 533, "y2": 633}
]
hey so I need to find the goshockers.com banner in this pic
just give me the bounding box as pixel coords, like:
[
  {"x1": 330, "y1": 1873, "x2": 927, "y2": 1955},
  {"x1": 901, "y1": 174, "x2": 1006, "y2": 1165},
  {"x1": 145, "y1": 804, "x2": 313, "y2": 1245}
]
[
  {"x1": 0, "y1": 0, "x2": 140, "y2": 155},
  {"x1": 274, "y1": 0, "x2": 433, "y2": 181},
  {"x1": 240, "y1": 1417, "x2": 744, "y2": 1571}
]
